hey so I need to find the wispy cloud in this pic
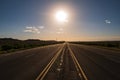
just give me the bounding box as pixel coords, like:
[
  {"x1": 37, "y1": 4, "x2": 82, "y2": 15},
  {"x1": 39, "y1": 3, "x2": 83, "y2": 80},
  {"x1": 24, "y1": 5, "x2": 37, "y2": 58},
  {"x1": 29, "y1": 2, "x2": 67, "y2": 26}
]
[
  {"x1": 105, "y1": 19, "x2": 111, "y2": 24},
  {"x1": 56, "y1": 28, "x2": 64, "y2": 34},
  {"x1": 57, "y1": 31, "x2": 64, "y2": 34},
  {"x1": 26, "y1": 26, "x2": 33, "y2": 29},
  {"x1": 59, "y1": 28, "x2": 63, "y2": 31},
  {"x1": 24, "y1": 26, "x2": 45, "y2": 34},
  {"x1": 38, "y1": 26, "x2": 44, "y2": 29},
  {"x1": 24, "y1": 29, "x2": 33, "y2": 32}
]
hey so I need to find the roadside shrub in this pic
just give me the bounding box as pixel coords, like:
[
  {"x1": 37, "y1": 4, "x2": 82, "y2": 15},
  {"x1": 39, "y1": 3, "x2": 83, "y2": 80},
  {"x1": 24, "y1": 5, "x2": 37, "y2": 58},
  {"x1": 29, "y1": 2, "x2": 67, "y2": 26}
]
[{"x1": 1, "y1": 45, "x2": 13, "y2": 51}]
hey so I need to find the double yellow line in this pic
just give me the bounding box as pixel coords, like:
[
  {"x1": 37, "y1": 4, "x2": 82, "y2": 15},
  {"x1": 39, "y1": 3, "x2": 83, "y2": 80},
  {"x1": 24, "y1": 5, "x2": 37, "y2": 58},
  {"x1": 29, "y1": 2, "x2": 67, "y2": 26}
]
[
  {"x1": 36, "y1": 44, "x2": 64, "y2": 80},
  {"x1": 67, "y1": 43, "x2": 88, "y2": 80}
]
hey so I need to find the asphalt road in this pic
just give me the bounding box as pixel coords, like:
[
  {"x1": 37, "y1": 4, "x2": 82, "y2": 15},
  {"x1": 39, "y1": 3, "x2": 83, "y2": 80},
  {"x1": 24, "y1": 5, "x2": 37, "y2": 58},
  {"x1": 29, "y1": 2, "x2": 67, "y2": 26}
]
[
  {"x1": 69, "y1": 44, "x2": 120, "y2": 80},
  {"x1": 0, "y1": 44, "x2": 63, "y2": 80},
  {"x1": 0, "y1": 43, "x2": 120, "y2": 80}
]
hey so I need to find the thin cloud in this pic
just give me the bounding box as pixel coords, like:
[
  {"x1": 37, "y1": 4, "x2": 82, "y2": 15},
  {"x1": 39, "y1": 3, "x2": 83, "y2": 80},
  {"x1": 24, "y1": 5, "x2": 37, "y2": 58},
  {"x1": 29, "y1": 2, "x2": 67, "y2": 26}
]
[
  {"x1": 57, "y1": 31, "x2": 64, "y2": 34},
  {"x1": 59, "y1": 28, "x2": 63, "y2": 31},
  {"x1": 105, "y1": 20, "x2": 111, "y2": 24},
  {"x1": 24, "y1": 26, "x2": 41, "y2": 34},
  {"x1": 24, "y1": 29, "x2": 32, "y2": 32},
  {"x1": 26, "y1": 26, "x2": 32, "y2": 29},
  {"x1": 56, "y1": 28, "x2": 64, "y2": 34},
  {"x1": 38, "y1": 26, "x2": 44, "y2": 29}
]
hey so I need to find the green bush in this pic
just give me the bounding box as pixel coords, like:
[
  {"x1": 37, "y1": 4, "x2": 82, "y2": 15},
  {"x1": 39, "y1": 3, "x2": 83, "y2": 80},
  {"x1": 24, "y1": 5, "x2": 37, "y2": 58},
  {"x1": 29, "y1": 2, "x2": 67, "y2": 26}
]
[{"x1": 1, "y1": 45, "x2": 13, "y2": 51}]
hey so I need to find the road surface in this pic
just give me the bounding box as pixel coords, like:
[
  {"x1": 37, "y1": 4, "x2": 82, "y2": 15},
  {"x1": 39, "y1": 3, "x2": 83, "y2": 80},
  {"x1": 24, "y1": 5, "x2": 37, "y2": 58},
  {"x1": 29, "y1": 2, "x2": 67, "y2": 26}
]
[{"x1": 0, "y1": 43, "x2": 120, "y2": 80}]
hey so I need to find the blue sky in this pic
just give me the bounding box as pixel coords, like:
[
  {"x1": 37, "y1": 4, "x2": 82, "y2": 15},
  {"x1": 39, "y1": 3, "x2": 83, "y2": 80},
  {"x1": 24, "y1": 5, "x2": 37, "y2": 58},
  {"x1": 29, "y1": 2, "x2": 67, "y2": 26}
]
[{"x1": 0, "y1": 0, "x2": 120, "y2": 41}]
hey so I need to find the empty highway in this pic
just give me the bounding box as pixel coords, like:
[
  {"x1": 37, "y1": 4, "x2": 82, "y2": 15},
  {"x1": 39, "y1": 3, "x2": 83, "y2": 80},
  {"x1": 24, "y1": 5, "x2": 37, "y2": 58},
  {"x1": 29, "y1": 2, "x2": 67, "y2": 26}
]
[{"x1": 0, "y1": 43, "x2": 120, "y2": 80}]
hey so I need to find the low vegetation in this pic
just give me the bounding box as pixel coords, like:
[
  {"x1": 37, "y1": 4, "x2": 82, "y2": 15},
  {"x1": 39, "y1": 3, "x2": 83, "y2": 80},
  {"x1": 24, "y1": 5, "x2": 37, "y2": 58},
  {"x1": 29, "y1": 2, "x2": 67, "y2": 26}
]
[{"x1": 0, "y1": 38, "x2": 64, "y2": 54}]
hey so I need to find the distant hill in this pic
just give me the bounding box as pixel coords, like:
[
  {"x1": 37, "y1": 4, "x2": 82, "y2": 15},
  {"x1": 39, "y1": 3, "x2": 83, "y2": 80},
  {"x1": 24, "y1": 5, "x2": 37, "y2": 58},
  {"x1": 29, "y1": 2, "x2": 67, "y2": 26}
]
[{"x1": 0, "y1": 38, "x2": 64, "y2": 52}]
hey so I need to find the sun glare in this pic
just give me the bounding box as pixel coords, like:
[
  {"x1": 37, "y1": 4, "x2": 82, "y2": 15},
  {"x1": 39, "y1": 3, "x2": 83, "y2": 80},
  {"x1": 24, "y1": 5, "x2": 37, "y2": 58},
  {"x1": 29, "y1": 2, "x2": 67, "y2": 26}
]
[{"x1": 55, "y1": 10, "x2": 68, "y2": 22}]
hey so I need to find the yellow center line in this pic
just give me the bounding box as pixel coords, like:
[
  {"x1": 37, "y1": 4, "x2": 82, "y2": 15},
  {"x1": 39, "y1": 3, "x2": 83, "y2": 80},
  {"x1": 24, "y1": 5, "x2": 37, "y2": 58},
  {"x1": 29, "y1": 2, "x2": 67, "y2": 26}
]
[
  {"x1": 67, "y1": 43, "x2": 88, "y2": 80},
  {"x1": 36, "y1": 43, "x2": 65, "y2": 80}
]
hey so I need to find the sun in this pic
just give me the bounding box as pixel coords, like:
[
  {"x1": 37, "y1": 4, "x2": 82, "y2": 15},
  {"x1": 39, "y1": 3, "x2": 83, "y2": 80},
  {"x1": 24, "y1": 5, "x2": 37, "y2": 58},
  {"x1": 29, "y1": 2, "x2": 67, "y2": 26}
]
[{"x1": 55, "y1": 10, "x2": 68, "y2": 23}]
